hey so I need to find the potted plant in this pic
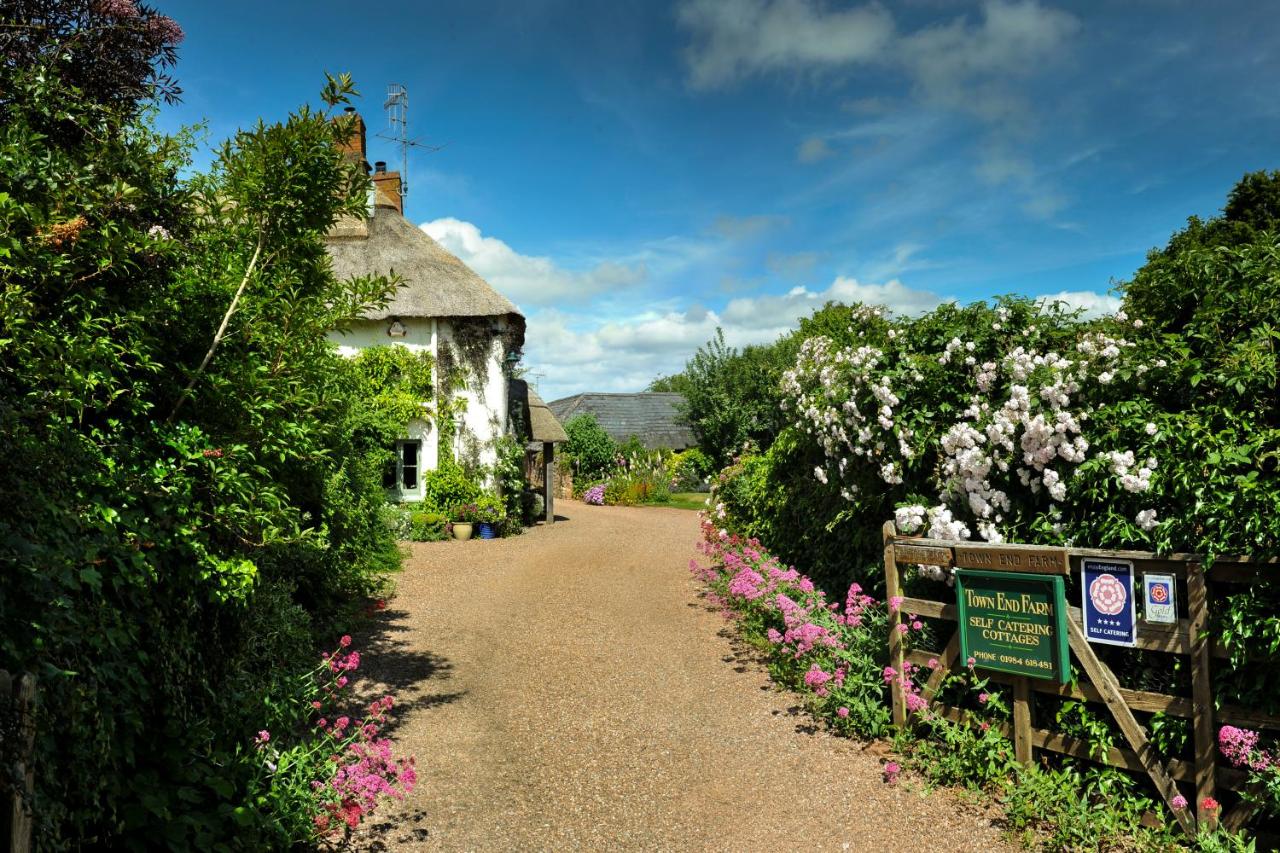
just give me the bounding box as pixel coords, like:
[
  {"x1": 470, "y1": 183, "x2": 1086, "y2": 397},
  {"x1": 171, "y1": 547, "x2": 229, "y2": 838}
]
[
  {"x1": 451, "y1": 502, "x2": 479, "y2": 541},
  {"x1": 473, "y1": 494, "x2": 504, "y2": 540}
]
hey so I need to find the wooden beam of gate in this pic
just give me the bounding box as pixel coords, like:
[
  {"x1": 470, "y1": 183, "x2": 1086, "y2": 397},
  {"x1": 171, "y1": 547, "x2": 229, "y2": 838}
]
[
  {"x1": 1186, "y1": 562, "x2": 1217, "y2": 828},
  {"x1": 1066, "y1": 619, "x2": 1196, "y2": 836},
  {"x1": 883, "y1": 522, "x2": 906, "y2": 728},
  {"x1": 921, "y1": 631, "x2": 959, "y2": 702}
]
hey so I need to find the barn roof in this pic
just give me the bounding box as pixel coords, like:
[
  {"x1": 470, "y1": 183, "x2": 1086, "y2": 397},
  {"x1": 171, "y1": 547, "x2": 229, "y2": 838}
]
[
  {"x1": 325, "y1": 208, "x2": 521, "y2": 321},
  {"x1": 547, "y1": 392, "x2": 695, "y2": 451}
]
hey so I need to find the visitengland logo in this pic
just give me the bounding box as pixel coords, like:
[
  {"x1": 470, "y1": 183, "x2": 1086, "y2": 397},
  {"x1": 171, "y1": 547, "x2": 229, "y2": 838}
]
[{"x1": 1089, "y1": 573, "x2": 1127, "y2": 616}]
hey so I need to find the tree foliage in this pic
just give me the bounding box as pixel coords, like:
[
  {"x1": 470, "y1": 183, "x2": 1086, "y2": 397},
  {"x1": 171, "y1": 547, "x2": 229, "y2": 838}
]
[
  {"x1": 562, "y1": 413, "x2": 616, "y2": 482},
  {"x1": 0, "y1": 8, "x2": 402, "y2": 845}
]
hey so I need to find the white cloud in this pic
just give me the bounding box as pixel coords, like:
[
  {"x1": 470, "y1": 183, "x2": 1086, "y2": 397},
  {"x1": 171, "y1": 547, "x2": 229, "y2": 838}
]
[
  {"x1": 797, "y1": 136, "x2": 835, "y2": 163},
  {"x1": 525, "y1": 274, "x2": 946, "y2": 400},
  {"x1": 678, "y1": 0, "x2": 1079, "y2": 127},
  {"x1": 678, "y1": 0, "x2": 895, "y2": 90},
  {"x1": 711, "y1": 213, "x2": 788, "y2": 240},
  {"x1": 1036, "y1": 289, "x2": 1121, "y2": 318},
  {"x1": 420, "y1": 217, "x2": 645, "y2": 307}
]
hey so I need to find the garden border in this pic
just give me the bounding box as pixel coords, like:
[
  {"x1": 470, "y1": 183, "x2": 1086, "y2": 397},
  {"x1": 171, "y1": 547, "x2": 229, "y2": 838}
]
[{"x1": 882, "y1": 521, "x2": 1279, "y2": 836}]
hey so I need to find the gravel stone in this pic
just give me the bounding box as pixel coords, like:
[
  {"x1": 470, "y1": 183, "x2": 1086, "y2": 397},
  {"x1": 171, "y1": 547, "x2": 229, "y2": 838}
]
[{"x1": 350, "y1": 502, "x2": 1016, "y2": 852}]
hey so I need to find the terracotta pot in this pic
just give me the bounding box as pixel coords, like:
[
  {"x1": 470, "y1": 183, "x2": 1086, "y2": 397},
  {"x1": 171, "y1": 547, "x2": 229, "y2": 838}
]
[{"x1": 452, "y1": 522, "x2": 473, "y2": 541}]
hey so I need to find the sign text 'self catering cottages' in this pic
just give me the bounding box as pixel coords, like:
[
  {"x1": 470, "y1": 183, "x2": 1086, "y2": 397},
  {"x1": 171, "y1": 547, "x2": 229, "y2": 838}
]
[{"x1": 323, "y1": 108, "x2": 526, "y2": 501}]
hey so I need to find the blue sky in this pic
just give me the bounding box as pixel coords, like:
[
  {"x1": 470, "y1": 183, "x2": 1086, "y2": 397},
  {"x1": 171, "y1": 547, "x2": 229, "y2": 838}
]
[{"x1": 156, "y1": 0, "x2": 1280, "y2": 401}]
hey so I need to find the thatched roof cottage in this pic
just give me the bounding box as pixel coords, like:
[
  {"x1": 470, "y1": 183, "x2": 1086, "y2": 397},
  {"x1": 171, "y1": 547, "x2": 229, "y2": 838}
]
[{"x1": 324, "y1": 109, "x2": 555, "y2": 502}]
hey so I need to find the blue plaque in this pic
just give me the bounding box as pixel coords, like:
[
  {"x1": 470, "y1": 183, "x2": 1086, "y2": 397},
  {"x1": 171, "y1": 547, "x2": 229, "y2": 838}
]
[{"x1": 1081, "y1": 558, "x2": 1136, "y2": 647}]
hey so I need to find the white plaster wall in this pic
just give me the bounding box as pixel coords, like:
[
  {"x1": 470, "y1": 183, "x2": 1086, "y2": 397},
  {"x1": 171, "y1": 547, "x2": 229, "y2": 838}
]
[
  {"x1": 438, "y1": 318, "x2": 509, "y2": 481},
  {"x1": 327, "y1": 318, "x2": 440, "y2": 481}
]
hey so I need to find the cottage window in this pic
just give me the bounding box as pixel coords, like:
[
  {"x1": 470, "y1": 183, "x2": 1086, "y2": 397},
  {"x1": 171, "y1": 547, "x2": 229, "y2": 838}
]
[{"x1": 388, "y1": 439, "x2": 421, "y2": 497}]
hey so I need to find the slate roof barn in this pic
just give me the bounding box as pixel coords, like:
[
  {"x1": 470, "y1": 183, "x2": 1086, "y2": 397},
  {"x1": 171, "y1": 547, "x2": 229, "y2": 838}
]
[{"x1": 547, "y1": 392, "x2": 696, "y2": 450}]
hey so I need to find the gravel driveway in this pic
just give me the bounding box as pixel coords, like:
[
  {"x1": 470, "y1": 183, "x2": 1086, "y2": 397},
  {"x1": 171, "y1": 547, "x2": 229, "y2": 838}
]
[{"x1": 352, "y1": 501, "x2": 1014, "y2": 852}]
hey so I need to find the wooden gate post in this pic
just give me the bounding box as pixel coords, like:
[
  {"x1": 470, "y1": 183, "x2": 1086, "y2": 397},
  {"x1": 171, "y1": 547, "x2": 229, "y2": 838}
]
[
  {"x1": 1187, "y1": 562, "x2": 1217, "y2": 829},
  {"x1": 2, "y1": 671, "x2": 36, "y2": 853},
  {"x1": 883, "y1": 522, "x2": 906, "y2": 728},
  {"x1": 1013, "y1": 676, "x2": 1034, "y2": 766},
  {"x1": 543, "y1": 442, "x2": 555, "y2": 524}
]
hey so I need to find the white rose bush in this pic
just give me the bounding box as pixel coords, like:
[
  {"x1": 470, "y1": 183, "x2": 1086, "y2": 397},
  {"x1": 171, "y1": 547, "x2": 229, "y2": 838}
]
[{"x1": 691, "y1": 172, "x2": 1280, "y2": 847}]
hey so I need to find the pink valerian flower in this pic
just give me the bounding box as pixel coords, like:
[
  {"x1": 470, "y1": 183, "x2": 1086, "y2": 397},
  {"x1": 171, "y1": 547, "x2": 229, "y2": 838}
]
[
  {"x1": 1218, "y1": 725, "x2": 1271, "y2": 771},
  {"x1": 765, "y1": 628, "x2": 783, "y2": 644},
  {"x1": 254, "y1": 730, "x2": 270, "y2": 750},
  {"x1": 895, "y1": 623, "x2": 909, "y2": 635},
  {"x1": 966, "y1": 656, "x2": 976, "y2": 668},
  {"x1": 1201, "y1": 797, "x2": 1220, "y2": 812},
  {"x1": 978, "y1": 692, "x2": 989, "y2": 704},
  {"x1": 882, "y1": 666, "x2": 897, "y2": 684},
  {"x1": 1170, "y1": 794, "x2": 1188, "y2": 810},
  {"x1": 837, "y1": 707, "x2": 850, "y2": 718},
  {"x1": 905, "y1": 693, "x2": 928, "y2": 713},
  {"x1": 803, "y1": 664, "x2": 832, "y2": 695},
  {"x1": 883, "y1": 761, "x2": 901, "y2": 784},
  {"x1": 926, "y1": 658, "x2": 939, "y2": 670},
  {"x1": 340, "y1": 635, "x2": 352, "y2": 648},
  {"x1": 888, "y1": 595, "x2": 904, "y2": 612},
  {"x1": 911, "y1": 620, "x2": 923, "y2": 631}
]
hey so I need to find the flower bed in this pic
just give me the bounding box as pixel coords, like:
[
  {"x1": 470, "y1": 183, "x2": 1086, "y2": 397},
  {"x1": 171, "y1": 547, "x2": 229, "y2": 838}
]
[{"x1": 690, "y1": 517, "x2": 1260, "y2": 851}]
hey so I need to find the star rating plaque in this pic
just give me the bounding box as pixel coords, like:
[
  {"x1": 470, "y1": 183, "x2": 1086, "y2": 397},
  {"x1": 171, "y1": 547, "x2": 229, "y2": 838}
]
[{"x1": 1082, "y1": 558, "x2": 1137, "y2": 647}]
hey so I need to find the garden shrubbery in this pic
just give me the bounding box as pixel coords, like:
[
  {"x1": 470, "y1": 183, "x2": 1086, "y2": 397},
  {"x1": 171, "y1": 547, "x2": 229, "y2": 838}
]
[
  {"x1": 690, "y1": 171, "x2": 1280, "y2": 846},
  {"x1": 0, "y1": 5, "x2": 414, "y2": 846}
]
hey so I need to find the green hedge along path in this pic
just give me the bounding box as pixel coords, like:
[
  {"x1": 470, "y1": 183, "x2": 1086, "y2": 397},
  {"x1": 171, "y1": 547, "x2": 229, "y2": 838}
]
[{"x1": 352, "y1": 502, "x2": 1015, "y2": 851}]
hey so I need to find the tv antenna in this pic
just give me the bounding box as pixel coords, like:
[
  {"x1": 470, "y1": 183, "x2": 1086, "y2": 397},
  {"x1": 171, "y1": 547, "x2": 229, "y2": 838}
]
[{"x1": 376, "y1": 83, "x2": 445, "y2": 198}]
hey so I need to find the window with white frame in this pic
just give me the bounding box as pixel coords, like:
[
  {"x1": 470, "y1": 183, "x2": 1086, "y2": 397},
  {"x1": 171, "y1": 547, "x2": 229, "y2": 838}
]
[{"x1": 386, "y1": 439, "x2": 422, "y2": 498}]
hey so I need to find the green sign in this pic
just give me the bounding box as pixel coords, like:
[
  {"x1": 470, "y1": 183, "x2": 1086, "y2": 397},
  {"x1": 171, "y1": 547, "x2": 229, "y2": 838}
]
[{"x1": 954, "y1": 569, "x2": 1070, "y2": 683}]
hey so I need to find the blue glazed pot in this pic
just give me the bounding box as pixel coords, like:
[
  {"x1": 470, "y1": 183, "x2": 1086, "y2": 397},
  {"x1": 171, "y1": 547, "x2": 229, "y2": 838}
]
[{"x1": 477, "y1": 521, "x2": 497, "y2": 540}]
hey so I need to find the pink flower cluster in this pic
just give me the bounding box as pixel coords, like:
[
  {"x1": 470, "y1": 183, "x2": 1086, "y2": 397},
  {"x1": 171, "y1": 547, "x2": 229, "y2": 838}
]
[
  {"x1": 1219, "y1": 725, "x2": 1271, "y2": 771},
  {"x1": 882, "y1": 662, "x2": 929, "y2": 714},
  {"x1": 299, "y1": 640, "x2": 418, "y2": 838},
  {"x1": 690, "y1": 517, "x2": 880, "y2": 704}
]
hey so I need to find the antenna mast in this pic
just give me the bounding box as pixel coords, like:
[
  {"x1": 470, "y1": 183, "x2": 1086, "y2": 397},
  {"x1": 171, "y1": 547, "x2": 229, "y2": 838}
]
[
  {"x1": 378, "y1": 83, "x2": 445, "y2": 200},
  {"x1": 381, "y1": 83, "x2": 409, "y2": 196}
]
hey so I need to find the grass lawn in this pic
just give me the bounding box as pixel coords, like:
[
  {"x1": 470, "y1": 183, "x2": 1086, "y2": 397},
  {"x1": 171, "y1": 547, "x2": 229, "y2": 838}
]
[{"x1": 661, "y1": 492, "x2": 710, "y2": 511}]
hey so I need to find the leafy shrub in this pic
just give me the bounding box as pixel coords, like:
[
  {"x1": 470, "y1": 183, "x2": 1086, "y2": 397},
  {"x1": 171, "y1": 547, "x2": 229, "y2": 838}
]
[
  {"x1": 667, "y1": 447, "x2": 714, "y2": 491},
  {"x1": 409, "y1": 511, "x2": 448, "y2": 541},
  {"x1": 472, "y1": 493, "x2": 505, "y2": 524},
  {"x1": 0, "y1": 13, "x2": 404, "y2": 844},
  {"x1": 421, "y1": 464, "x2": 480, "y2": 514},
  {"x1": 563, "y1": 413, "x2": 616, "y2": 482}
]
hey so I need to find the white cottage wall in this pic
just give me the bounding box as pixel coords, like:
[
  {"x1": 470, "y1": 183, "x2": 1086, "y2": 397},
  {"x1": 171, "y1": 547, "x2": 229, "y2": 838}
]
[
  {"x1": 437, "y1": 318, "x2": 508, "y2": 478},
  {"x1": 326, "y1": 318, "x2": 441, "y2": 483}
]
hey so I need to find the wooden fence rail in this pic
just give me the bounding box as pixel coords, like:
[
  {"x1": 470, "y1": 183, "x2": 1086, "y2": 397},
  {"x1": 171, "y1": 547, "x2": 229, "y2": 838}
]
[
  {"x1": 1, "y1": 671, "x2": 36, "y2": 853},
  {"x1": 883, "y1": 522, "x2": 1276, "y2": 836}
]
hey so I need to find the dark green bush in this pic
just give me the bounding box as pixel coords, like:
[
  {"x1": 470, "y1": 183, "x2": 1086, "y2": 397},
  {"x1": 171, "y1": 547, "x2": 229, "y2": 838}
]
[
  {"x1": 421, "y1": 464, "x2": 480, "y2": 514},
  {"x1": 563, "y1": 413, "x2": 616, "y2": 482}
]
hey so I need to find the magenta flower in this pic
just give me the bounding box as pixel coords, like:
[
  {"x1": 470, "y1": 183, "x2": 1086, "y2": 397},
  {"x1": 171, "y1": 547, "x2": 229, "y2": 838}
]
[
  {"x1": 1170, "y1": 794, "x2": 1188, "y2": 810},
  {"x1": 837, "y1": 707, "x2": 849, "y2": 718},
  {"x1": 883, "y1": 761, "x2": 901, "y2": 784},
  {"x1": 1201, "y1": 797, "x2": 1220, "y2": 812},
  {"x1": 978, "y1": 692, "x2": 989, "y2": 704},
  {"x1": 340, "y1": 635, "x2": 352, "y2": 648}
]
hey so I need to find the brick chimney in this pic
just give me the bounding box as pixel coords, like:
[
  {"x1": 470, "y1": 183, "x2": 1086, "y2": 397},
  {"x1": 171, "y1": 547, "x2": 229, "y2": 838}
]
[
  {"x1": 335, "y1": 106, "x2": 369, "y2": 171},
  {"x1": 371, "y1": 160, "x2": 404, "y2": 216}
]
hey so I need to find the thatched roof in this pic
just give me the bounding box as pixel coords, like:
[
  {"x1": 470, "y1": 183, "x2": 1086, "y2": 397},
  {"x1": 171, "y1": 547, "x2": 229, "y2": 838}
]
[
  {"x1": 509, "y1": 380, "x2": 568, "y2": 446},
  {"x1": 547, "y1": 392, "x2": 695, "y2": 450},
  {"x1": 326, "y1": 208, "x2": 521, "y2": 321}
]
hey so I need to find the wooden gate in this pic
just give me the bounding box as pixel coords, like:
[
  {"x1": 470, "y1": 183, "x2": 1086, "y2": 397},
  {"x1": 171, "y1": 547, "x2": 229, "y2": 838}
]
[
  {"x1": 1, "y1": 671, "x2": 36, "y2": 853},
  {"x1": 882, "y1": 521, "x2": 1279, "y2": 835}
]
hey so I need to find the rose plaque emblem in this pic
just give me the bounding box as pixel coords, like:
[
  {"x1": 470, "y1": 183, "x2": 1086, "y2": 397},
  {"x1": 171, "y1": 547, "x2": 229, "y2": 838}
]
[{"x1": 1089, "y1": 573, "x2": 1127, "y2": 616}]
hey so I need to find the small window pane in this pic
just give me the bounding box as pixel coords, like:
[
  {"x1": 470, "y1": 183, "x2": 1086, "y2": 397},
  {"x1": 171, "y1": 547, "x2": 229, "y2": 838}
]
[{"x1": 401, "y1": 441, "x2": 419, "y2": 490}]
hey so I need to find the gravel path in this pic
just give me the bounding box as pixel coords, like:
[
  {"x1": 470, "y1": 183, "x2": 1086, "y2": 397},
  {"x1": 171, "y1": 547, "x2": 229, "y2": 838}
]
[{"x1": 353, "y1": 501, "x2": 1014, "y2": 852}]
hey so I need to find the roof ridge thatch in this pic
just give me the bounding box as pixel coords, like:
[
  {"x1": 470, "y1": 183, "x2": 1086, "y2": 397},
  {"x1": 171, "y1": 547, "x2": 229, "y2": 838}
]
[{"x1": 325, "y1": 208, "x2": 521, "y2": 320}]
